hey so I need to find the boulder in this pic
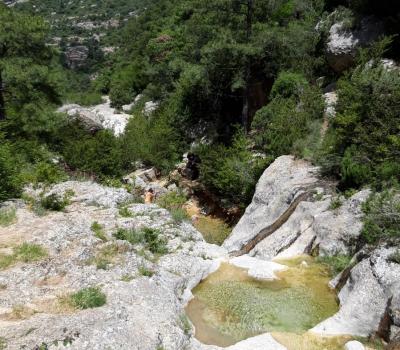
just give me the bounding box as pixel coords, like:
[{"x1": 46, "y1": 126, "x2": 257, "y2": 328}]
[
  {"x1": 388, "y1": 332, "x2": 400, "y2": 350},
  {"x1": 344, "y1": 341, "x2": 365, "y2": 350},
  {"x1": 313, "y1": 190, "x2": 370, "y2": 256},
  {"x1": 58, "y1": 104, "x2": 104, "y2": 133},
  {"x1": 65, "y1": 45, "x2": 89, "y2": 69},
  {"x1": 324, "y1": 91, "x2": 338, "y2": 118},
  {"x1": 222, "y1": 156, "x2": 321, "y2": 253},
  {"x1": 311, "y1": 247, "x2": 400, "y2": 338},
  {"x1": 58, "y1": 97, "x2": 131, "y2": 136},
  {"x1": 326, "y1": 17, "x2": 384, "y2": 73},
  {"x1": 251, "y1": 199, "x2": 330, "y2": 260}
]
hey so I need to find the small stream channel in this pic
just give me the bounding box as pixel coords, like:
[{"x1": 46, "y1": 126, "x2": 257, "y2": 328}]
[{"x1": 185, "y1": 257, "x2": 340, "y2": 348}]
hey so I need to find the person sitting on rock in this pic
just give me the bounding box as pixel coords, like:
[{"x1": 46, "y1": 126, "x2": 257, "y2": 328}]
[
  {"x1": 144, "y1": 188, "x2": 155, "y2": 204},
  {"x1": 185, "y1": 153, "x2": 201, "y2": 180}
]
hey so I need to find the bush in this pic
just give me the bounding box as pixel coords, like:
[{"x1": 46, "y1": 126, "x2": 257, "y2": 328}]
[
  {"x1": 69, "y1": 287, "x2": 106, "y2": 309},
  {"x1": 122, "y1": 111, "x2": 183, "y2": 174},
  {"x1": 170, "y1": 208, "x2": 189, "y2": 223},
  {"x1": 138, "y1": 265, "x2": 154, "y2": 277},
  {"x1": 389, "y1": 250, "x2": 400, "y2": 264},
  {"x1": 252, "y1": 85, "x2": 324, "y2": 159},
  {"x1": 142, "y1": 227, "x2": 168, "y2": 254},
  {"x1": 40, "y1": 193, "x2": 69, "y2": 211},
  {"x1": 197, "y1": 132, "x2": 269, "y2": 206},
  {"x1": 61, "y1": 128, "x2": 124, "y2": 178},
  {"x1": 157, "y1": 191, "x2": 187, "y2": 211},
  {"x1": 318, "y1": 61, "x2": 400, "y2": 188},
  {"x1": 0, "y1": 142, "x2": 22, "y2": 201},
  {"x1": 65, "y1": 91, "x2": 103, "y2": 107},
  {"x1": 118, "y1": 206, "x2": 133, "y2": 218},
  {"x1": 270, "y1": 71, "x2": 308, "y2": 99},
  {"x1": 361, "y1": 188, "x2": 400, "y2": 244},
  {"x1": 317, "y1": 255, "x2": 352, "y2": 275},
  {"x1": 113, "y1": 228, "x2": 143, "y2": 245},
  {"x1": 114, "y1": 227, "x2": 168, "y2": 254}
]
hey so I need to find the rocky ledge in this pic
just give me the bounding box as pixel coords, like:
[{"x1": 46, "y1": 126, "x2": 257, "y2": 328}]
[{"x1": 0, "y1": 155, "x2": 399, "y2": 349}]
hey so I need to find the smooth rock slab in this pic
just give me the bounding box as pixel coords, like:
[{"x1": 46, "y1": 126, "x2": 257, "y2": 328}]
[
  {"x1": 229, "y1": 256, "x2": 287, "y2": 280},
  {"x1": 344, "y1": 341, "x2": 365, "y2": 350},
  {"x1": 223, "y1": 156, "x2": 320, "y2": 253}
]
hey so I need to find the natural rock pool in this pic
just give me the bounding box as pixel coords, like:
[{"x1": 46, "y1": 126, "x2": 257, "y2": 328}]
[{"x1": 185, "y1": 257, "x2": 339, "y2": 347}]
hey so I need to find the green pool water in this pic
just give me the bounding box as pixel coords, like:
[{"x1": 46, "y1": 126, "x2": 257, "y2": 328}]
[{"x1": 185, "y1": 257, "x2": 339, "y2": 347}]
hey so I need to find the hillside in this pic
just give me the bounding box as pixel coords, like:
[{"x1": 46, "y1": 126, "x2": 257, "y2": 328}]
[{"x1": 1, "y1": 0, "x2": 400, "y2": 349}]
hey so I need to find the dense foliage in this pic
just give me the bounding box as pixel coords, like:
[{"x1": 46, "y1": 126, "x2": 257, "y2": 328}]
[{"x1": 1, "y1": 0, "x2": 400, "y2": 213}]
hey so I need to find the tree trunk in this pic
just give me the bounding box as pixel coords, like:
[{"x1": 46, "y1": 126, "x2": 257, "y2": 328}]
[
  {"x1": 241, "y1": 0, "x2": 253, "y2": 133},
  {"x1": 0, "y1": 71, "x2": 5, "y2": 121}
]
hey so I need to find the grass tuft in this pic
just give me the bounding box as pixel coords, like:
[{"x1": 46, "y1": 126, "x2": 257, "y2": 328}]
[
  {"x1": 69, "y1": 287, "x2": 106, "y2": 309},
  {"x1": 316, "y1": 255, "x2": 352, "y2": 275},
  {"x1": 138, "y1": 265, "x2": 154, "y2": 277},
  {"x1": 91, "y1": 221, "x2": 108, "y2": 242},
  {"x1": 0, "y1": 243, "x2": 47, "y2": 270},
  {"x1": 0, "y1": 207, "x2": 16, "y2": 226}
]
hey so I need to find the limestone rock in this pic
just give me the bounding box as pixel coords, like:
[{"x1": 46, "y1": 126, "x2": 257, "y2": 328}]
[
  {"x1": 222, "y1": 156, "x2": 320, "y2": 253},
  {"x1": 58, "y1": 97, "x2": 131, "y2": 136},
  {"x1": 0, "y1": 181, "x2": 232, "y2": 349},
  {"x1": 344, "y1": 341, "x2": 365, "y2": 350},
  {"x1": 311, "y1": 247, "x2": 400, "y2": 337},
  {"x1": 326, "y1": 17, "x2": 384, "y2": 73},
  {"x1": 251, "y1": 199, "x2": 330, "y2": 260},
  {"x1": 65, "y1": 45, "x2": 89, "y2": 70},
  {"x1": 313, "y1": 190, "x2": 371, "y2": 256}
]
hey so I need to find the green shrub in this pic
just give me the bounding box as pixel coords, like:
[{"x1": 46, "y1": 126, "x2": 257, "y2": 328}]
[
  {"x1": 389, "y1": 250, "x2": 400, "y2": 264},
  {"x1": 157, "y1": 191, "x2": 187, "y2": 211},
  {"x1": 59, "y1": 126, "x2": 124, "y2": 178},
  {"x1": 113, "y1": 228, "x2": 144, "y2": 245},
  {"x1": 91, "y1": 222, "x2": 107, "y2": 242},
  {"x1": 40, "y1": 193, "x2": 69, "y2": 211},
  {"x1": 329, "y1": 197, "x2": 342, "y2": 210},
  {"x1": 114, "y1": 227, "x2": 168, "y2": 255},
  {"x1": 69, "y1": 287, "x2": 106, "y2": 309},
  {"x1": 170, "y1": 208, "x2": 189, "y2": 223},
  {"x1": 65, "y1": 91, "x2": 103, "y2": 107},
  {"x1": 138, "y1": 265, "x2": 154, "y2": 277},
  {"x1": 118, "y1": 206, "x2": 133, "y2": 218},
  {"x1": 270, "y1": 71, "x2": 308, "y2": 99},
  {"x1": 122, "y1": 111, "x2": 182, "y2": 174},
  {"x1": 142, "y1": 227, "x2": 168, "y2": 254},
  {"x1": 252, "y1": 86, "x2": 324, "y2": 159},
  {"x1": 361, "y1": 188, "x2": 400, "y2": 244},
  {"x1": 317, "y1": 255, "x2": 352, "y2": 275},
  {"x1": 0, "y1": 207, "x2": 17, "y2": 226},
  {"x1": 0, "y1": 142, "x2": 22, "y2": 201},
  {"x1": 31, "y1": 162, "x2": 67, "y2": 185},
  {"x1": 197, "y1": 132, "x2": 269, "y2": 207},
  {"x1": 318, "y1": 60, "x2": 400, "y2": 188}
]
